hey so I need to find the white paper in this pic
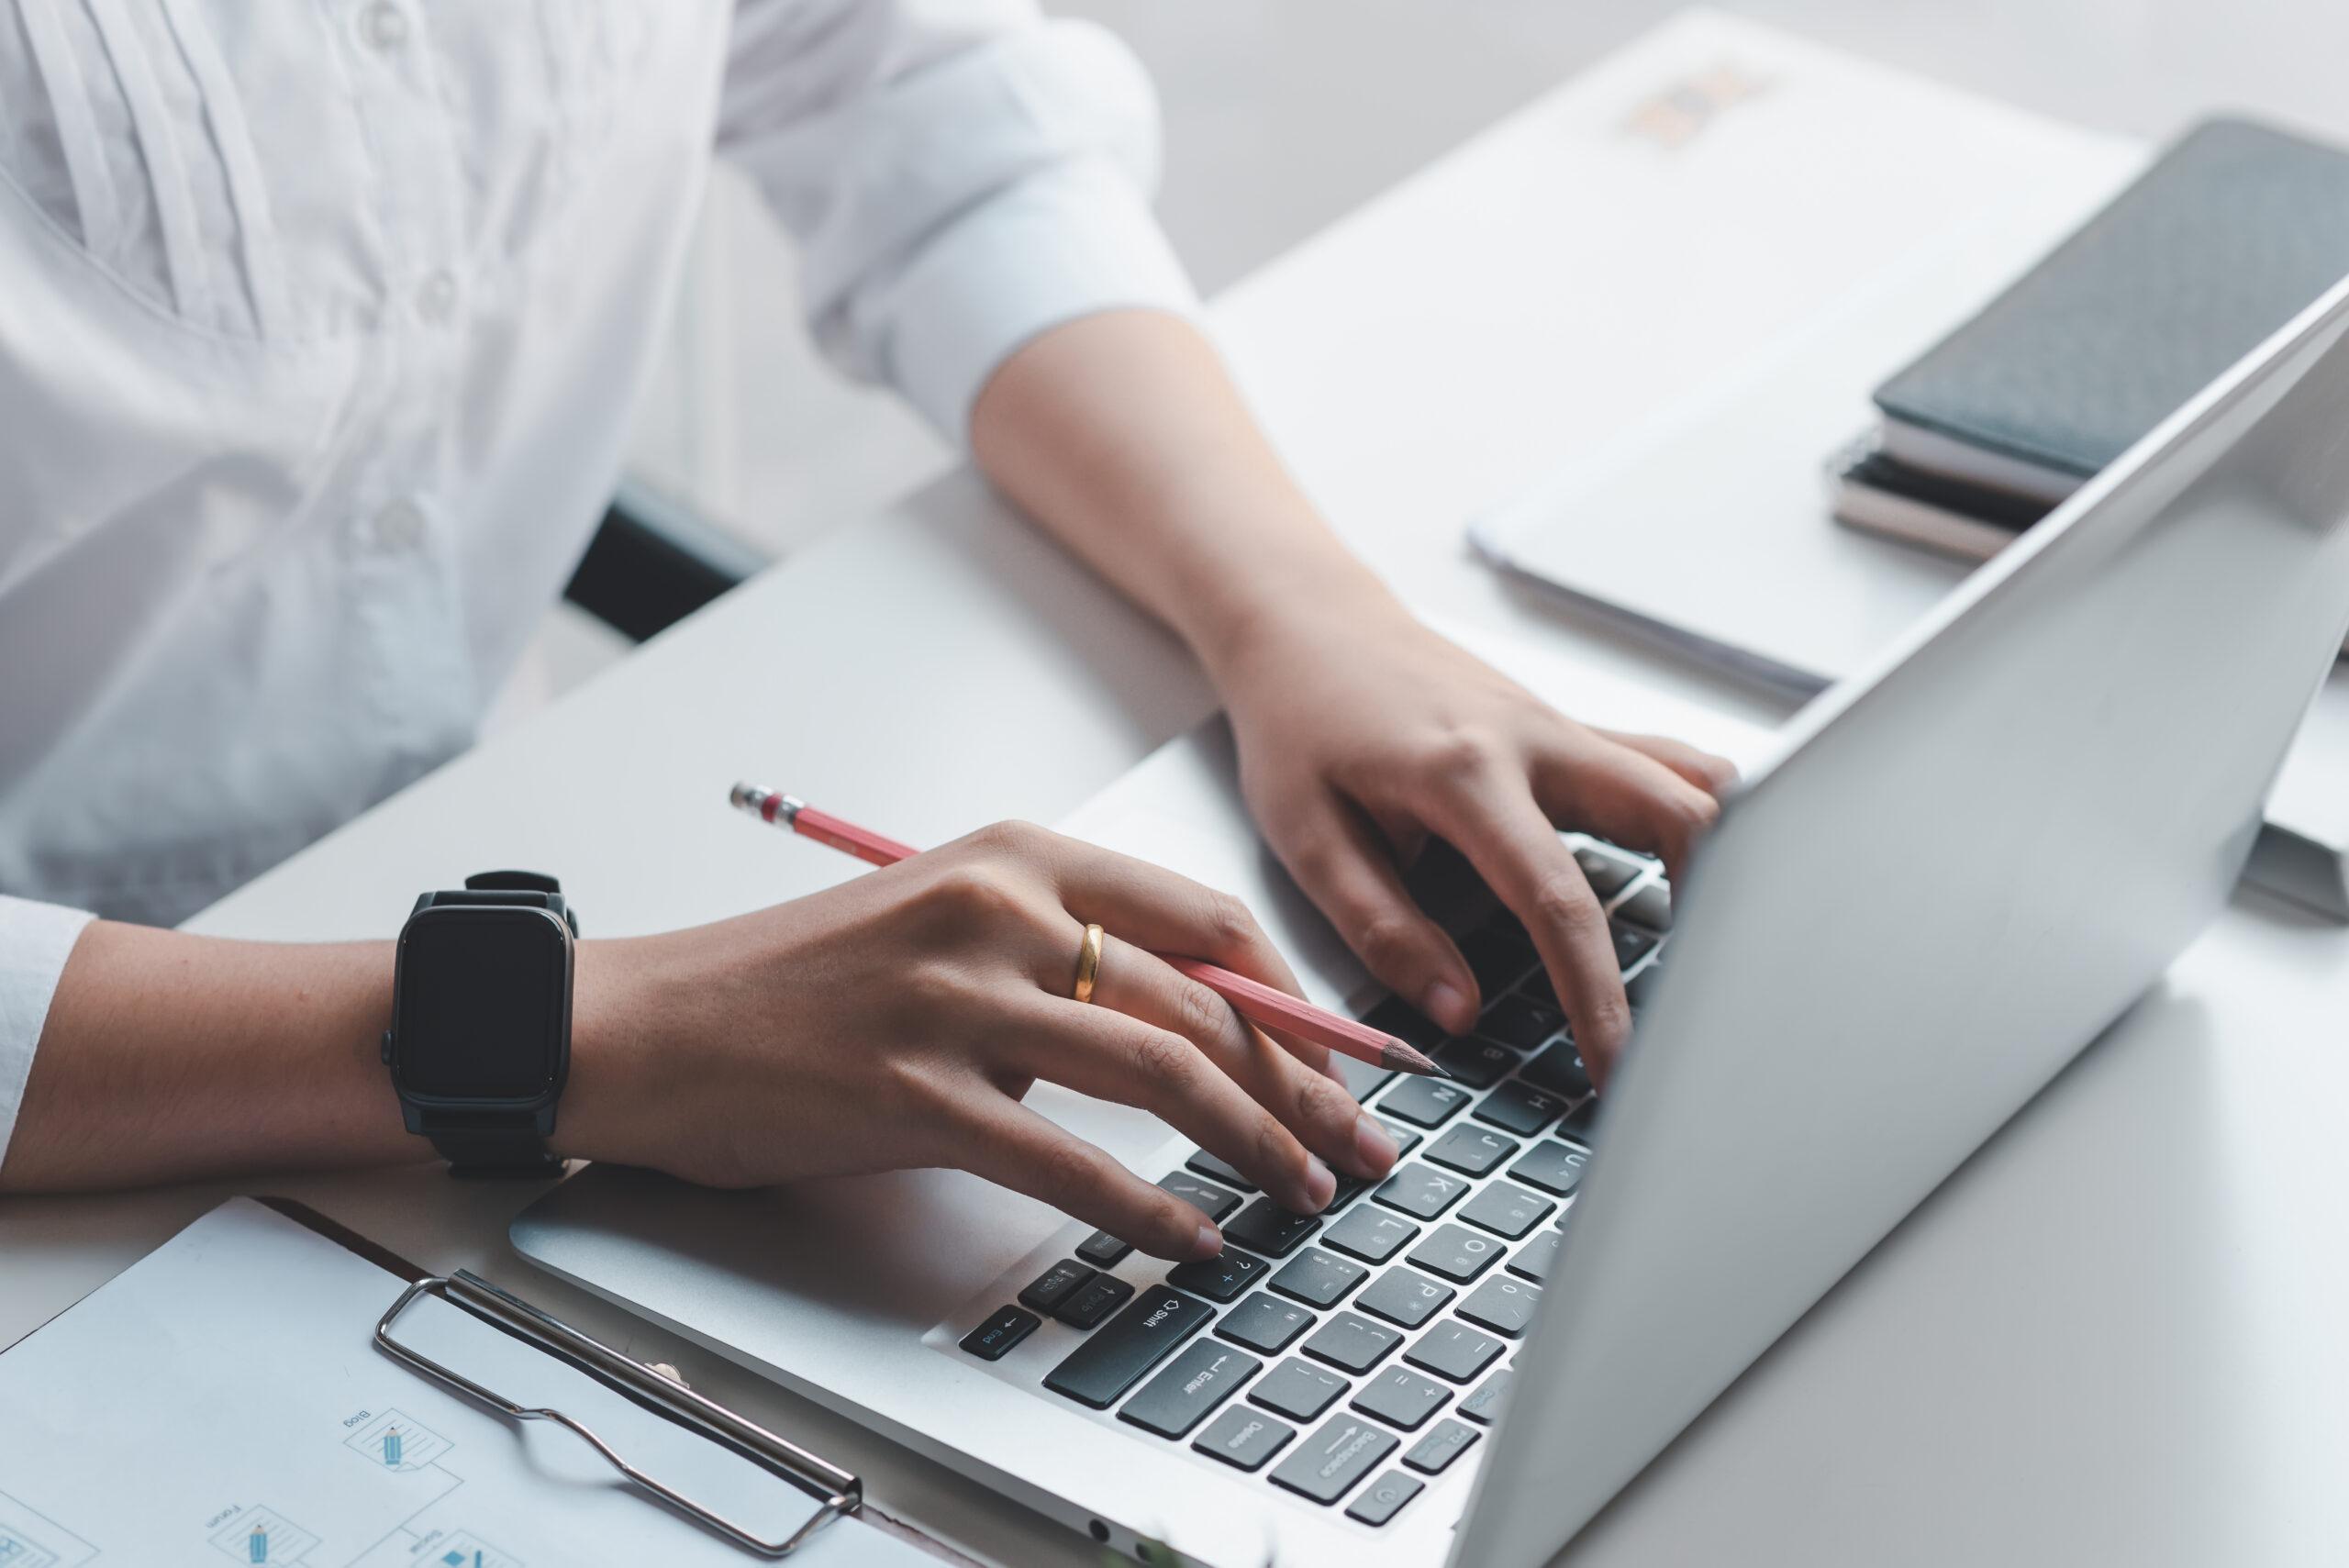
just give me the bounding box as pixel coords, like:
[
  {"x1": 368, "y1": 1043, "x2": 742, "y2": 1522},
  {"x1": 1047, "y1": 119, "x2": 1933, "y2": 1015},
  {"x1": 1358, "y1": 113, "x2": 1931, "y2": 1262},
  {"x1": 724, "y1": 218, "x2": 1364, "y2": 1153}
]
[{"x1": 0, "y1": 1200, "x2": 934, "y2": 1568}]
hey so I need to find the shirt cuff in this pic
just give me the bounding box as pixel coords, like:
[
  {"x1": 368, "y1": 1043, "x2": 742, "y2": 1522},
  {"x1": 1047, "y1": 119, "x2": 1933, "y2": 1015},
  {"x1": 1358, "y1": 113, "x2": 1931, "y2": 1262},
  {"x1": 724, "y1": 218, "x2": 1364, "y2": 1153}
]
[
  {"x1": 871, "y1": 153, "x2": 1201, "y2": 445},
  {"x1": 0, "y1": 895, "x2": 95, "y2": 1171}
]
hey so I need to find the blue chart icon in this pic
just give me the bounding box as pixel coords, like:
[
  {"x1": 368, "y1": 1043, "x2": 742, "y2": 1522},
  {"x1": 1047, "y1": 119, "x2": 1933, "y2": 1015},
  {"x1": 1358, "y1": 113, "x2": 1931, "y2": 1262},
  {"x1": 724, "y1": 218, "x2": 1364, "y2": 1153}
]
[
  {"x1": 207, "y1": 1507, "x2": 317, "y2": 1565},
  {"x1": 429, "y1": 1534, "x2": 516, "y2": 1568},
  {"x1": 342, "y1": 1409, "x2": 449, "y2": 1474}
]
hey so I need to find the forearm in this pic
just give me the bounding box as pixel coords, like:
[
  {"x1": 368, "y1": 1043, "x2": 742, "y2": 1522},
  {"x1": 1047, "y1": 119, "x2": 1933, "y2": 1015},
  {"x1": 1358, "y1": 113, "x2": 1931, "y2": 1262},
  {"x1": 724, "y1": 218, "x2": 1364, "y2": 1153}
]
[
  {"x1": 2, "y1": 921, "x2": 417, "y2": 1191},
  {"x1": 969, "y1": 309, "x2": 1404, "y2": 679}
]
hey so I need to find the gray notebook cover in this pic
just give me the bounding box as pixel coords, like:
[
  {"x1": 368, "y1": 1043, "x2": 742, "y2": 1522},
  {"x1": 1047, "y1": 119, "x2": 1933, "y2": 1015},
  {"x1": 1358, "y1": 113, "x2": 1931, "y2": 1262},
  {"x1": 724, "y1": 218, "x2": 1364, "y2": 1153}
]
[{"x1": 1876, "y1": 117, "x2": 2349, "y2": 479}]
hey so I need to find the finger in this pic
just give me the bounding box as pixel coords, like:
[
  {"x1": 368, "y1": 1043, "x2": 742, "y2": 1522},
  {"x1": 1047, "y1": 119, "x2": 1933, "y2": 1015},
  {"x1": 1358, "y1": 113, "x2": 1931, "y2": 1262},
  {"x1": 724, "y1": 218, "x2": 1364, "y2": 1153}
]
[
  {"x1": 1042, "y1": 830, "x2": 1349, "y2": 1081},
  {"x1": 952, "y1": 1095, "x2": 1224, "y2": 1261},
  {"x1": 997, "y1": 987, "x2": 1334, "y2": 1214},
  {"x1": 1416, "y1": 767, "x2": 1634, "y2": 1085},
  {"x1": 1036, "y1": 831, "x2": 1313, "y2": 1004},
  {"x1": 1531, "y1": 738, "x2": 1723, "y2": 882},
  {"x1": 1264, "y1": 792, "x2": 1480, "y2": 1037},
  {"x1": 1081, "y1": 938, "x2": 1397, "y2": 1184},
  {"x1": 1590, "y1": 728, "x2": 1741, "y2": 798}
]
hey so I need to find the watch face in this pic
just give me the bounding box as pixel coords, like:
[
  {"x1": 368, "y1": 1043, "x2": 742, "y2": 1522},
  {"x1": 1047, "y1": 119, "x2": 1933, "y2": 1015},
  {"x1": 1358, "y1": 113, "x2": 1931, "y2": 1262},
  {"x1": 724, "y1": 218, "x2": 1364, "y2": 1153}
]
[{"x1": 395, "y1": 908, "x2": 567, "y2": 1100}]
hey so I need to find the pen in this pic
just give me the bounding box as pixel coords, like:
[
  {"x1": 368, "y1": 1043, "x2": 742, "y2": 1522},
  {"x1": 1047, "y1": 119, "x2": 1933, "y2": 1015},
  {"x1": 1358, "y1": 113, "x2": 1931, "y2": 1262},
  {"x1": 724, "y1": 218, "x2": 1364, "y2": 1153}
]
[{"x1": 729, "y1": 784, "x2": 1450, "y2": 1079}]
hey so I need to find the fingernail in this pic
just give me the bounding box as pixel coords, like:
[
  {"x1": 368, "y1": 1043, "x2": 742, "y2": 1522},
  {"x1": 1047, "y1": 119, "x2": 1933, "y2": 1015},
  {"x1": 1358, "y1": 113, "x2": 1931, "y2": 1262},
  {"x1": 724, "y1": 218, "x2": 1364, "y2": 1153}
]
[
  {"x1": 1303, "y1": 1155, "x2": 1336, "y2": 1211},
  {"x1": 1424, "y1": 979, "x2": 1473, "y2": 1034},
  {"x1": 1192, "y1": 1220, "x2": 1224, "y2": 1260},
  {"x1": 1353, "y1": 1113, "x2": 1399, "y2": 1173}
]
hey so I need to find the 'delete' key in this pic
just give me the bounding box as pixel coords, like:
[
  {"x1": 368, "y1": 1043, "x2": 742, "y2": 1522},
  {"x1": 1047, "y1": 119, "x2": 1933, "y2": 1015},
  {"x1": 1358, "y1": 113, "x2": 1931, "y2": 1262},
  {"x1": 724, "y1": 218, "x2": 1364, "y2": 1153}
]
[{"x1": 1043, "y1": 1287, "x2": 1214, "y2": 1409}]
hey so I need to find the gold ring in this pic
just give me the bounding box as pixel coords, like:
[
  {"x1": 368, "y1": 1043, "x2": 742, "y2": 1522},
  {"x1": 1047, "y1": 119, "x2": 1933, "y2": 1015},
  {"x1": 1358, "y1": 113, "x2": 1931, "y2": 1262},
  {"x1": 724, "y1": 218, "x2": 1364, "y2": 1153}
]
[{"x1": 1073, "y1": 923, "x2": 1105, "y2": 1004}]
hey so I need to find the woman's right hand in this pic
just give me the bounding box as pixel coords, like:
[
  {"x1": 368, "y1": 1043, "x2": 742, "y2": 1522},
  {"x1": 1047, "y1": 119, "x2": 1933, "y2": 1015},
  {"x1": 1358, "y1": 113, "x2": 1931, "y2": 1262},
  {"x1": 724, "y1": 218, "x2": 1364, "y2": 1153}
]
[{"x1": 562, "y1": 820, "x2": 1402, "y2": 1261}]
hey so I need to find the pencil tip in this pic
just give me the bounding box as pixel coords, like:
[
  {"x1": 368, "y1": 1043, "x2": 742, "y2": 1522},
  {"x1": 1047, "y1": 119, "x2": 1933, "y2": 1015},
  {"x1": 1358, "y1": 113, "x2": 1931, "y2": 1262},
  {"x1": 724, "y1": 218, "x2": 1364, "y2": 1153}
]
[{"x1": 1387, "y1": 1041, "x2": 1450, "y2": 1078}]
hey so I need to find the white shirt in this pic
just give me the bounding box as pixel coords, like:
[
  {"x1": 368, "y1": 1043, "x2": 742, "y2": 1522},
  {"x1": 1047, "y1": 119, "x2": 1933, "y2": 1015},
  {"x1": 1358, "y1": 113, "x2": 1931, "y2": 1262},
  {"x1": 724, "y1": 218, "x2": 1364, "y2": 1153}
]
[{"x1": 0, "y1": 0, "x2": 1196, "y2": 1163}]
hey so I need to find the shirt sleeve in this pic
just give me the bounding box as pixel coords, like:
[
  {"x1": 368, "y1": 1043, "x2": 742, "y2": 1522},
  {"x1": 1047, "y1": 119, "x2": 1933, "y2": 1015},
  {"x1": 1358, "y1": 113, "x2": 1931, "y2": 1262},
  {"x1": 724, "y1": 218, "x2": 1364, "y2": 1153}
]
[
  {"x1": 716, "y1": 0, "x2": 1199, "y2": 444},
  {"x1": 0, "y1": 895, "x2": 94, "y2": 1170}
]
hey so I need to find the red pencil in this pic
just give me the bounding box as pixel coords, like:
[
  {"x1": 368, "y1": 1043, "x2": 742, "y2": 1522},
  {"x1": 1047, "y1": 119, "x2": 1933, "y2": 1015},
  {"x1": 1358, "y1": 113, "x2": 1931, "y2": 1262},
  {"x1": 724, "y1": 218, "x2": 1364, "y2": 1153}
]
[{"x1": 729, "y1": 784, "x2": 1449, "y2": 1079}]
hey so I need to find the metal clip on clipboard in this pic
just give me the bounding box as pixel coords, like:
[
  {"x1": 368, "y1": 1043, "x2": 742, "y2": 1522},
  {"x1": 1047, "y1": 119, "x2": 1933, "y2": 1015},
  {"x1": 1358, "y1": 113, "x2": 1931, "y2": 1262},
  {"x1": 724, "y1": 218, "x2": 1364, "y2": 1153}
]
[{"x1": 374, "y1": 1269, "x2": 861, "y2": 1559}]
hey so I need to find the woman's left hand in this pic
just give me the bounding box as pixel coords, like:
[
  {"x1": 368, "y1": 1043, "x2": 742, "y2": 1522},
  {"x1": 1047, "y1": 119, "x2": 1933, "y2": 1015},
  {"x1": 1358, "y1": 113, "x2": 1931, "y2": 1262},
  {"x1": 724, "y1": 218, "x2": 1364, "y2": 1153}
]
[{"x1": 1207, "y1": 588, "x2": 1737, "y2": 1087}]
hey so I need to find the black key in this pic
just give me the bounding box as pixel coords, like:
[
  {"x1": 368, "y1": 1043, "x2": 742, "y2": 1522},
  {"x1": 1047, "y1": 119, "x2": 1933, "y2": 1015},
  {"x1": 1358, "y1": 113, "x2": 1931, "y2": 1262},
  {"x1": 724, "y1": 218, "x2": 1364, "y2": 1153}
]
[
  {"x1": 1373, "y1": 1162, "x2": 1470, "y2": 1221},
  {"x1": 1559, "y1": 1096, "x2": 1601, "y2": 1145},
  {"x1": 1432, "y1": 1035, "x2": 1516, "y2": 1088},
  {"x1": 1615, "y1": 881, "x2": 1672, "y2": 931},
  {"x1": 1250, "y1": 1356, "x2": 1351, "y2": 1422},
  {"x1": 1325, "y1": 1205, "x2": 1420, "y2": 1264},
  {"x1": 1269, "y1": 1416, "x2": 1399, "y2": 1506},
  {"x1": 1326, "y1": 1170, "x2": 1374, "y2": 1213},
  {"x1": 1119, "y1": 1340, "x2": 1262, "y2": 1439},
  {"x1": 1167, "y1": 1248, "x2": 1268, "y2": 1304},
  {"x1": 1332, "y1": 1052, "x2": 1396, "y2": 1104},
  {"x1": 1518, "y1": 1042, "x2": 1592, "y2": 1099},
  {"x1": 1185, "y1": 1149, "x2": 1257, "y2": 1193},
  {"x1": 1507, "y1": 1228, "x2": 1564, "y2": 1284},
  {"x1": 1351, "y1": 1365, "x2": 1451, "y2": 1431},
  {"x1": 1055, "y1": 1273, "x2": 1135, "y2": 1329},
  {"x1": 1345, "y1": 1469, "x2": 1425, "y2": 1527},
  {"x1": 959, "y1": 1305, "x2": 1039, "y2": 1361},
  {"x1": 1043, "y1": 1286, "x2": 1213, "y2": 1408},
  {"x1": 1407, "y1": 1223, "x2": 1506, "y2": 1284},
  {"x1": 1301, "y1": 1310, "x2": 1404, "y2": 1375},
  {"x1": 1159, "y1": 1171, "x2": 1241, "y2": 1222},
  {"x1": 1355, "y1": 1267, "x2": 1455, "y2": 1329},
  {"x1": 1573, "y1": 844, "x2": 1640, "y2": 898},
  {"x1": 1461, "y1": 920, "x2": 1539, "y2": 995},
  {"x1": 1222, "y1": 1197, "x2": 1321, "y2": 1259},
  {"x1": 1217, "y1": 1292, "x2": 1316, "y2": 1355},
  {"x1": 1457, "y1": 1275, "x2": 1543, "y2": 1339},
  {"x1": 1193, "y1": 1405, "x2": 1296, "y2": 1472},
  {"x1": 1425, "y1": 1124, "x2": 1518, "y2": 1179},
  {"x1": 1018, "y1": 1259, "x2": 1097, "y2": 1315},
  {"x1": 1459, "y1": 1180, "x2": 1554, "y2": 1240},
  {"x1": 1476, "y1": 1079, "x2": 1567, "y2": 1137},
  {"x1": 1458, "y1": 1365, "x2": 1514, "y2": 1424},
  {"x1": 1624, "y1": 962, "x2": 1663, "y2": 1011},
  {"x1": 1478, "y1": 994, "x2": 1564, "y2": 1050},
  {"x1": 1376, "y1": 1118, "x2": 1424, "y2": 1159},
  {"x1": 1378, "y1": 1076, "x2": 1472, "y2": 1129},
  {"x1": 1076, "y1": 1230, "x2": 1133, "y2": 1267},
  {"x1": 1362, "y1": 995, "x2": 1447, "y2": 1049},
  {"x1": 1270, "y1": 1247, "x2": 1368, "y2": 1308},
  {"x1": 1609, "y1": 921, "x2": 1658, "y2": 972},
  {"x1": 1517, "y1": 967, "x2": 1560, "y2": 1008},
  {"x1": 1402, "y1": 1417, "x2": 1481, "y2": 1474},
  {"x1": 1508, "y1": 1138, "x2": 1591, "y2": 1196},
  {"x1": 1405, "y1": 1320, "x2": 1506, "y2": 1385}
]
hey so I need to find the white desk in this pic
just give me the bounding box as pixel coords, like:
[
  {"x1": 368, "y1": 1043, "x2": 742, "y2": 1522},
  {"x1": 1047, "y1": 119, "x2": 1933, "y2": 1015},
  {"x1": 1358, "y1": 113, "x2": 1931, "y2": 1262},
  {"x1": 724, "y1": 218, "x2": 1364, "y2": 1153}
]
[{"x1": 8, "y1": 12, "x2": 2347, "y2": 1564}]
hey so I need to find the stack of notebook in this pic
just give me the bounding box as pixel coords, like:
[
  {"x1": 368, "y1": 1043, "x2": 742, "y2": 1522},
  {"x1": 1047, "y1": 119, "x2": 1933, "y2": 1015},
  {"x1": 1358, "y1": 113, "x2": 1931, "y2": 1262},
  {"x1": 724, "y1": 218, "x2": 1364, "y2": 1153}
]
[{"x1": 1831, "y1": 117, "x2": 2349, "y2": 564}]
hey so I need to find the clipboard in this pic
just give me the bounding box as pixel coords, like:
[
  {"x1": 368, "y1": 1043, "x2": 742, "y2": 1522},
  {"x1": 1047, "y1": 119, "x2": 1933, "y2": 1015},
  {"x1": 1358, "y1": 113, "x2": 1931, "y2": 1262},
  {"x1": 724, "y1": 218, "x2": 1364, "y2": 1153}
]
[{"x1": 0, "y1": 1197, "x2": 971, "y2": 1568}]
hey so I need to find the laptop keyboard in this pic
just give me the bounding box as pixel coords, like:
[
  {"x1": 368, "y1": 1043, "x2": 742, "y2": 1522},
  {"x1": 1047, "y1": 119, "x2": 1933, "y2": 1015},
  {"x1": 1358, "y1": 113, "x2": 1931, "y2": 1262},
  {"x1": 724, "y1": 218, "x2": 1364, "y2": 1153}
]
[{"x1": 950, "y1": 835, "x2": 1671, "y2": 1529}]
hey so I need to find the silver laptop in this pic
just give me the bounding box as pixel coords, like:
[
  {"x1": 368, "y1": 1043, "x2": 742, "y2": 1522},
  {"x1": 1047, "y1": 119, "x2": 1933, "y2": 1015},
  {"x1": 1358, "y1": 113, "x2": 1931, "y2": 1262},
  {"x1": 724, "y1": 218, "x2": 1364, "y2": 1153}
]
[{"x1": 512, "y1": 272, "x2": 2349, "y2": 1567}]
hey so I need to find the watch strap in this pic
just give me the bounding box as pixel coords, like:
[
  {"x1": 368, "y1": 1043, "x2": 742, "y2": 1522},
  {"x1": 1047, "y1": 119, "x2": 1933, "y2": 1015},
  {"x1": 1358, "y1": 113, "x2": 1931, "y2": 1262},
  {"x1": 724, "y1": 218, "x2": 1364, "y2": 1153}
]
[{"x1": 424, "y1": 1118, "x2": 568, "y2": 1180}]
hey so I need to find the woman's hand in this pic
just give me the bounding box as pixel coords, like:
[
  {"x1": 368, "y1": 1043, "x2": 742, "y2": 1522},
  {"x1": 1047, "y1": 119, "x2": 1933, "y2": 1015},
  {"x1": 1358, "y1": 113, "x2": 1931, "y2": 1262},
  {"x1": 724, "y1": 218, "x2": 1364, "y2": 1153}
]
[
  {"x1": 1207, "y1": 588, "x2": 1738, "y2": 1086},
  {"x1": 562, "y1": 821, "x2": 1401, "y2": 1261}
]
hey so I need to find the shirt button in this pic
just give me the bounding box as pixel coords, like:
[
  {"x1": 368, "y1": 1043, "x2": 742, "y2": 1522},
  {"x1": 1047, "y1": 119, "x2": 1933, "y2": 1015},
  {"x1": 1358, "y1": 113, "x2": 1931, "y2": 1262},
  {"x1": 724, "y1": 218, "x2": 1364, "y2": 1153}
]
[
  {"x1": 359, "y1": 1, "x2": 408, "y2": 50},
  {"x1": 416, "y1": 271, "x2": 457, "y2": 324},
  {"x1": 373, "y1": 500, "x2": 427, "y2": 551}
]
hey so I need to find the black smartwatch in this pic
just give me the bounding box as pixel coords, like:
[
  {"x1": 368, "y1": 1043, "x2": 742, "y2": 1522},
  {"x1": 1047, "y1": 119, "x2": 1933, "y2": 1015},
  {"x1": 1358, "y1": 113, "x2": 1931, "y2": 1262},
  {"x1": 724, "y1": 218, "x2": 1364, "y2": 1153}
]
[{"x1": 382, "y1": 870, "x2": 577, "y2": 1177}]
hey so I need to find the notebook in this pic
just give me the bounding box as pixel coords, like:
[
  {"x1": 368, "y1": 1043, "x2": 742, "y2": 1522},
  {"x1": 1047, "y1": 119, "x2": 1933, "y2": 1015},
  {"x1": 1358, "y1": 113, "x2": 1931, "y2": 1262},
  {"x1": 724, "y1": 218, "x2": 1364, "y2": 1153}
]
[{"x1": 1870, "y1": 117, "x2": 2349, "y2": 506}]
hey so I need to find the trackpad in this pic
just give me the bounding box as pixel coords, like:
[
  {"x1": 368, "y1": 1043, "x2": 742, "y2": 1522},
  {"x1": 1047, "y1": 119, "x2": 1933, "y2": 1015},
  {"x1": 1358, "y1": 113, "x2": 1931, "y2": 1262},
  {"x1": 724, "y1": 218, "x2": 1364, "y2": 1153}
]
[{"x1": 513, "y1": 1074, "x2": 1177, "y2": 1338}]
